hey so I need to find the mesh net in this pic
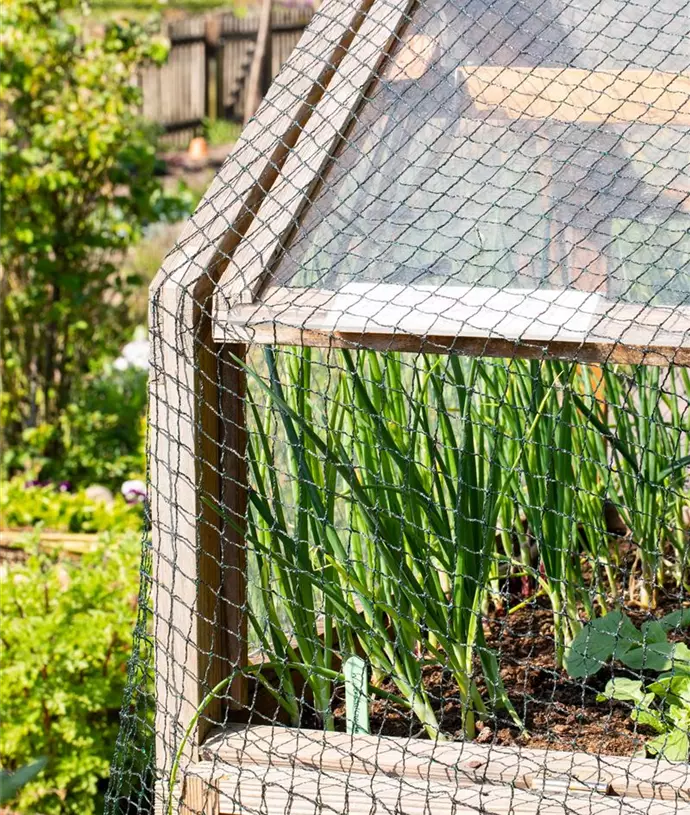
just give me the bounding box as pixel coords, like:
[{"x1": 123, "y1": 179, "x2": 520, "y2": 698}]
[{"x1": 106, "y1": 1, "x2": 690, "y2": 813}]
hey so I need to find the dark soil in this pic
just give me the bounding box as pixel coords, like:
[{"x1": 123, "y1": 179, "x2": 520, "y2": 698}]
[{"x1": 328, "y1": 593, "x2": 690, "y2": 756}]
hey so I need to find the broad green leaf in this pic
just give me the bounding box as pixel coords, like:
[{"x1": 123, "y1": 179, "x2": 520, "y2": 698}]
[
  {"x1": 658, "y1": 609, "x2": 690, "y2": 633},
  {"x1": 648, "y1": 676, "x2": 690, "y2": 705},
  {"x1": 596, "y1": 678, "x2": 648, "y2": 705},
  {"x1": 0, "y1": 759, "x2": 47, "y2": 804},
  {"x1": 640, "y1": 620, "x2": 668, "y2": 644},
  {"x1": 564, "y1": 611, "x2": 641, "y2": 678},
  {"x1": 622, "y1": 642, "x2": 690, "y2": 673},
  {"x1": 632, "y1": 707, "x2": 666, "y2": 733},
  {"x1": 646, "y1": 728, "x2": 690, "y2": 762}
]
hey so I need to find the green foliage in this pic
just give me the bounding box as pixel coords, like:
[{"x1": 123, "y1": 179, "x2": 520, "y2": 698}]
[
  {"x1": 0, "y1": 478, "x2": 143, "y2": 534},
  {"x1": 202, "y1": 117, "x2": 242, "y2": 147},
  {"x1": 91, "y1": 0, "x2": 250, "y2": 13},
  {"x1": 0, "y1": 538, "x2": 142, "y2": 814},
  {"x1": 588, "y1": 616, "x2": 690, "y2": 762},
  {"x1": 0, "y1": 0, "x2": 188, "y2": 453},
  {"x1": 565, "y1": 609, "x2": 690, "y2": 679},
  {"x1": 3, "y1": 364, "x2": 148, "y2": 489},
  {"x1": 565, "y1": 610, "x2": 690, "y2": 760},
  {"x1": 233, "y1": 349, "x2": 690, "y2": 741}
]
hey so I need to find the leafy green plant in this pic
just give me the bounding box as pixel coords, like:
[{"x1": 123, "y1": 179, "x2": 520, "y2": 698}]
[
  {"x1": 565, "y1": 609, "x2": 690, "y2": 679},
  {"x1": 565, "y1": 610, "x2": 690, "y2": 760},
  {"x1": 0, "y1": 759, "x2": 48, "y2": 804},
  {"x1": 597, "y1": 673, "x2": 690, "y2": 761},
  {"x1": 232, "y1": 347, "x2": 690, "y2": 739},
  {"x1": 573, "y1": 366, "x2": 690, "y2": 607},
  {"x1": 238, "y1": 348, "x2": 526, "y2": 739},
  {"x1": 202, "y1": 117, "x2": 242, "y2": 147},
  {"x1": 0, "y1": 537, "x2": 142, "y2": 815},
  {"x1": 0, "y1": 479, "x2": 143, "y2": 534},
  {"x1": 0, "y1": 0, "x2": 189, "y2": 456},
  {"x1": 3, "y1": 364, "x2": 148, "y2": 490}
]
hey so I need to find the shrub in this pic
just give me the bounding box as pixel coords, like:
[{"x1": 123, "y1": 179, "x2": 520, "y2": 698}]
[
  {"x1": 0, "y1": 479, "x2": 144, "y2": 535},
  {"x1": 0, "y1": 537, "x2": 143, "y2": 815},
  {"x1": 0, "y1": 0, "x2": 187, "y2": 453},
  {"x1": 3, "y1": 364, "x2": 148, "y2": 491}
]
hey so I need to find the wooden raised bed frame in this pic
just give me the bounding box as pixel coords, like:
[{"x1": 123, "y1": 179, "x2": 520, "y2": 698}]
[{"x1": 149, "y1": 1, "x2": 690, "y2": 812}]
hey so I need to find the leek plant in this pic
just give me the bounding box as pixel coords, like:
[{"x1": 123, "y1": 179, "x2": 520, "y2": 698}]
[
  {"x1": 236, "y1": 347, "x2": 689, "y2": 737},
  {"x1": 480, "y1": 360, "x2": 586, "y2": 665},
  {"x1": 598, "y1": 366, "x2": 686, "y2": 608},
  {"x1": 242, "y1": 348, "x2": 522, "y2": 738}
]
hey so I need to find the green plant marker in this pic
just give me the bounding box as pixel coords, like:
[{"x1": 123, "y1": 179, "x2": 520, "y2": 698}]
[{"x1": 345, "y1": 656, "x2": 370, "y2": 735}]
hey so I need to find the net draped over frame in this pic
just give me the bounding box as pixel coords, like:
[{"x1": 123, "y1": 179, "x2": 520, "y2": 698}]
[{"x1": 106, "y1": 1, "x2": 690, "y2": 814}]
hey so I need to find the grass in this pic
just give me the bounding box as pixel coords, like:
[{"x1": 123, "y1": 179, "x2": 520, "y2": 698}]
[{"x1": 235, "y1": 347, "x2": 690, "y2": 740}]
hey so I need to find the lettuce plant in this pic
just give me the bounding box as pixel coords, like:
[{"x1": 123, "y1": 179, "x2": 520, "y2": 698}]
[{"x1": 565, "y1": 609, "x2": 690, "y2": 761}]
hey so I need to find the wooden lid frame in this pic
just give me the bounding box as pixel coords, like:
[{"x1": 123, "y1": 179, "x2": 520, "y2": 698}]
[{"x1": 206, "y1": 0, "x2": 690, "y2": 366}]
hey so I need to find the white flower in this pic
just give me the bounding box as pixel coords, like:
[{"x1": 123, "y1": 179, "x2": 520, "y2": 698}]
[{"x1": 121, "y1": 479, "x2": 147, "y2": 504}]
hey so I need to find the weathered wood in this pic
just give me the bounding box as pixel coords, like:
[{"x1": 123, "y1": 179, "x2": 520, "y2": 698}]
[
  {"x1": 149, "y1": 299, "x2": 224, "y2": 782},
  {"x1": 219, "y1": 0, "x2": 416, "y2": 305},
  {"x1": 462, "y1": 66, "x2": 690, "y2": 126},
  {"x1": 0, "y1": 528, "x2": 100, "y2": 556},
  {"x1": 201, "y1": 724, "x2": 690, "y2": 804},
  {"x1": 182, "y1": 758, "x2": 684, "y2": 815},
  {"x1": 150, "y1": 0, "x2": 381, "y2": 801},
  {"x1": 181, "y1": 774, "x2": 220, "y2": 815},
  {"x1": 243, "y1": 0, "x2": 272, "y2": 124},
  {"x1": 140, "y1": 8, "x2": 313, "y2": 136},
  {"x1": 212, "y1": 312, "x2": 690, "y2": 369},
  {"x1": 219, "y1": 345, "x2": 248, "y2": 711}
]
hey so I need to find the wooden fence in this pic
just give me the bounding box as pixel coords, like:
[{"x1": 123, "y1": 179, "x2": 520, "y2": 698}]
[{"x1": 140, "y1": 6, "x2": 314, "y2": 146}]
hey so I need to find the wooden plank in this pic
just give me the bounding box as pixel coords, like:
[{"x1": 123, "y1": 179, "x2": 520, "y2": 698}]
[
  {"x1": 213, "y1": 320, "x2": 690, "y2": 367},
  {"x1": 185, "y1": 759, "x2": 683, "y2": 815},
  {"x1": 213, "y1": 285, "x2": 690, "y2": 367},
  {"x1": 181, "y1": 774, "x2": 220, "y2": 815},
  {"x1": 462, "y1": 66, "x2": 690, "y2": 126},
  {"x1": 0, "y1": 528, "x2": 100, "y2": 555},
  {"x1": 219, "y1": 344, "x2": 248, "y2": 711},
  {"x1": 202, "y1": 724, "x2": 690, "y2": 803},
  {"x1": 196, "y1": 331, "x2": 227, "y2": 736},
  {"x1": 218, "y1": 0, "x2": 416, "y2": 306}
]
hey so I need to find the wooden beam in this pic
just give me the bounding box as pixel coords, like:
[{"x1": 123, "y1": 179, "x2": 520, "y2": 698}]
[
  {"x1": 218, "y1": 0, "x2": 416, "y2": 306},
  {"x1": 149, "y1": 0, "x2": 381, "y2": 805},
  {"x1": 215, "y1": 322, "x2": 690, "y2": 367},
  {"x1": 219, "y1": 344, "x2": 248, "y2": 712},
  {"x1": 182, "y1": 759, "x2": 684, "y2": 815},
  {"x1": 202, "y1": 724, "x2": 690, "y2": 804},
  {"x1": 462, "y1": 67, "x2": 690, "y2": 126},
  {"x1": 212, "y1": 287, "x2": 690, "y2": 367}
]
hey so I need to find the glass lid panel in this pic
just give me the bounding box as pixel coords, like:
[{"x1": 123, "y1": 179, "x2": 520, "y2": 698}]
[{"x1": 268, "y1": 0, "x2": 690, "y2": 308}]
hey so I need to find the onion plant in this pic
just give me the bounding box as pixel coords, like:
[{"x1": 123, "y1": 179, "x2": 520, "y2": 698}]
[
  {"x1": 595, "y1": 366, "x2": 688, "y2": 608},
  {"x1": 235, "y1": 346, "x2": 689, "y2": 738}
]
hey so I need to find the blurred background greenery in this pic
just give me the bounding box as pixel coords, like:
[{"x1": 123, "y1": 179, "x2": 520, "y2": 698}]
[{"x1": 0, "y1": 0, "x2": 249, "y2": 810}]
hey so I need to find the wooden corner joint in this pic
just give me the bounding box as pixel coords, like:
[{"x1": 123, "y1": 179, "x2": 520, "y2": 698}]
[{"x1": 181, "y1": 774, "x2": 221, "y2": 815}]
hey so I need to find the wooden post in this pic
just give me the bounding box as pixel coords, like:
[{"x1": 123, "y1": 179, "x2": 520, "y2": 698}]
[
  {"x1": 149, "y1": 2, "x2": 382, "y2": 810},
  {"x1": 219, "y1": 344, "x2": 248, "y2": 713},
  {"x1": 205, "y1": 15, "x2": 221, "y2": 122},
  {"x1": 244, "y1": 0, "x2": 272, "y2": 124},
  {"x1": 180, "y1": 775, "x2": 220, "y2": 815}
]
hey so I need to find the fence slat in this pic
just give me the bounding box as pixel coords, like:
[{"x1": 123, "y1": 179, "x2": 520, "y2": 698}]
[{"x1": 140, "y1": 6, "x2": 314, "y2": 142}]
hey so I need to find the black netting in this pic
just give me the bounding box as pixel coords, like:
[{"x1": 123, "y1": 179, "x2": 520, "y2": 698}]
[{"x1": 106, "y1": 1, "x2": 690, "y2": 813}]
